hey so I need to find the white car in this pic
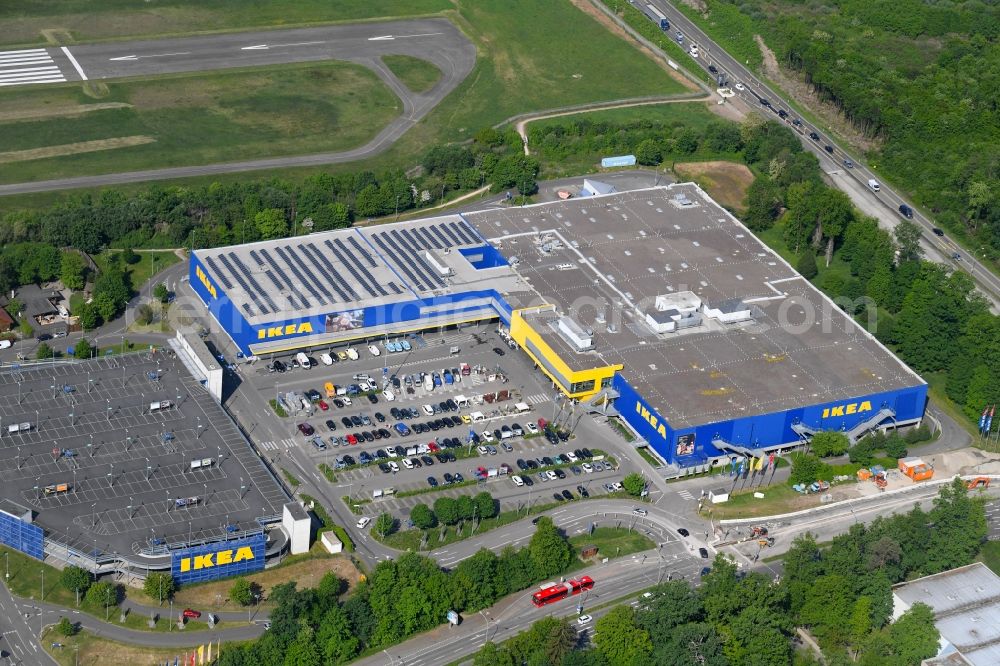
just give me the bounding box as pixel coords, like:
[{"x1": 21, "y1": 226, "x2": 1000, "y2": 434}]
[
  {"x1": 319, "y1": 353, "x2": 333, "y2": 366},
  {"x1": 388, "y1": 461, "x2": 400, "y2": 473},
  {"x1": 511, "y1": 475, "x2": 524, "y2": 487},
  {"x1": 477, "y1": 446, "x2": 489, "y2": 456},
  {"x1": 356, "y1": 516, "x2": 371, "y2": 529},
  {"x1": 341, "y1": 396, "x2": 352, "y2": 406},
  {"x1": 383, "y1": 389, "x2": 396, "y2": 402},
  {"x1": 689, "y1": 44, "x2": 699, "y2": 58},
  {"x1": 581, "y1": 462, "x2": 594, "y2": 474},
  {"x1": 482, "y1": 430, "x2": 496, "y2": 443},
  {"x1": 402, "y1": 458, "x2": 415, "y2": 470},
  {"x1": 734, "y1": 81, "x2": 745, "y2": 91},
  {"x1": 546, "y1": 470, "x2": 558, "y2": 481},
  {"x1": 566, "y1": 452, "x2": 578, "y2": 463},
  {"x1": 368, "y1": 345, "x2": 381, "y2": 357},
  {"x1": 577, "y1": 615, "x2": 592, "y2": 626},
  {"x1": 422, "y1": 404, "x2": 435, "y2": 416},
  {"x1": 525, "y1": 423, "x2": 539, "y2": 434}
]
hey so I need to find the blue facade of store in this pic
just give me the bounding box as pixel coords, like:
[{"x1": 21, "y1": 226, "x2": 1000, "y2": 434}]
[{"x1": 170, "y1": 534, "x2": 266, "y2": 585}]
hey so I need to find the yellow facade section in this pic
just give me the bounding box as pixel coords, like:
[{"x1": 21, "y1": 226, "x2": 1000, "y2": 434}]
[{"x1": 509, "y1": 307, "x2": 621, "y2": 400}]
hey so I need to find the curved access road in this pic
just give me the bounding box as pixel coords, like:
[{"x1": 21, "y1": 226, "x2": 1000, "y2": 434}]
[{"x1": 0, "y1": 19, "x2": 474, "y2": 196}]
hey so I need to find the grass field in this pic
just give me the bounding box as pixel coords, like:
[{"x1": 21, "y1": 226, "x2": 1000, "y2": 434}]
[
  {"x1": 980, "y1": 541, "x2": 1000, "y2": 576},
  {"x1": 0, "y1": 0, "x2": 687, "y2": 209},
  {"x1": 91, "y1": 250, "x2": 183, "y2": 295},
  {"x1": 674, "y1": 160, "x2": 754, "y2": 212},
  {"x1": 383, "y1": 55, "x2": 442, "y2": 93},
  {"x1": 0, "y1": 62, "x2": 399, "y2": 184},
  {"x1": 569, "y1": 527, "x2": 654, "y2": 560},
  {"x1": 0, "y1": 0, "x2": 451, "y2": 47},
  {"x1": 42, "y1": 628, "x2": 214, "y2": 666}
]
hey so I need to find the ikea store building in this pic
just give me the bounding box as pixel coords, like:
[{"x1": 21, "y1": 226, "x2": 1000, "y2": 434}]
[{"x1": 190, "y1": 184, "x2": 927, "y2": 468}]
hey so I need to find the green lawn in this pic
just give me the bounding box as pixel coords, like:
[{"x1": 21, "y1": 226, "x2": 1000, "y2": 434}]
[
  {"x1": 92, "y1": 250, "x2": 182, "y2": 293},
  {"x1": 0, "y1": 62, "x2": 399, "y2": 183},
  {"x1": 569, "y1": 527, "x2": 655, "y2": 560},
  {"x1": 383, "y1": 55, "x2": 442, "y2": 94},
  {"x1": 0, "y1": 0, "x2": 451, "y2": 47},
  {"x1": 979, "y1": 541, "x2": 1000, "y2": 576}
]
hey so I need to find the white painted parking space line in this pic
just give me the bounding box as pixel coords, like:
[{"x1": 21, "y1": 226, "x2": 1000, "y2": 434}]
[{"x1": 60, "y1": 46, "x2": 88, "y2": 80}]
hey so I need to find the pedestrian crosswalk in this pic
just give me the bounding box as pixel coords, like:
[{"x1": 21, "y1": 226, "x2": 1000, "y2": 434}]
[
  {"x1": 0, "y1": 49, "x2": 66, "y2": 87},
  {"x1": 525, "y1": 393, "x2": 549, "y2": 405},
  {"x1": 677, "y1": 489, "x2": 695, "y2": 500},
  {"x1": 259, "y1": 438, "x2": 296, "y2": 451}
]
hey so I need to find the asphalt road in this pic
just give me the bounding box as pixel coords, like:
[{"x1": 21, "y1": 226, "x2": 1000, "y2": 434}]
[
  {"x1": 0, "y1": 19, "x2": 474, "y2": 196},
  {"x1": 644, "y1": 0, "x2": 1000, "y2": 305}
]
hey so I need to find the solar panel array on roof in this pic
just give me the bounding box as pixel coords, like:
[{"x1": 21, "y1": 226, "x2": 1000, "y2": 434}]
[
  {"x1": 202, "y1": 256, "x2": 233, "y2": 290},
  {"x1": 297, "y1": 243, "x2": 358, "y2": 303},
  {"x1": 347, "y1": 236, "x2": 378, "y2": 268},
  {"x1": 229, "y1": 253, "x2": 280, "y2": 313},
  {"x1": 251, "y1": 249, "x2": 307, "y2": 311},
  {"x1": 333, "y1": 238, "x2": 388, "y2": 297},
  {"x1": 322, "y1": 239, "x2": 381, "y2": 299},
  {"x1": 370, "y1": 231, "x2": 431, "y2": 292},
  {"x1": 215, "y1": 253, "x2": 267, "y2": 316},
  {"x1": 274, "y1": 246, "x2": 329, "y2": 308},
  {"x1": 393, "y1": 228, "x2": 445, "y2": 289}
]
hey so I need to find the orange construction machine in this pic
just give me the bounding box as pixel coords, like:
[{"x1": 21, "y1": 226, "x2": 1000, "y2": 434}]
[
  {"x1": 968, "y1": 477, "x2": 991, "y2": 490},
  {"x1": 898, "y1": 457, "x2": 934, "y2": 482}
]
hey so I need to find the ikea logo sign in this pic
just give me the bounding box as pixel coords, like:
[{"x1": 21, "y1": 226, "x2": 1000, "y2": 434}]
[
  {"x1": 257, "y1": 322, "x2": 314, "y2": 340},
  {"x1": 179, "y1": 546, "x2": 255, "y2": 573},
  {"x1": 195, "y1": 265, "x2": 217, "y2": 299},
  {"x1": 635, "y1": 402, "x2": 667, "y2": 440},
  {"x1": 822, "y1": 401, "x2": 872, "y2": 419}
]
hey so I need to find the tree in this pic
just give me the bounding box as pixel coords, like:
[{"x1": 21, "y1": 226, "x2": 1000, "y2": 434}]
[
  {"x1": 60, "y1": 566, "x2": 92, "y2": 598},
  {"x1": 410, "y1": 503, "x2": 437, "y2": 529},
  {"x1": 94, "y1": 292, "x2": 117, "y2": 323},
  {"x1": 56, "y1": 617, "x2": 77, "y2": 636},
  {"x1": 229, "y1": 577, "x2": 255, "y2": 606},
  {"x1": 434, "y1": 496, "x2": 460, "y2": 525},
  {"x1": 635, "y1": 139, "x2": 662, "y2": 166},
  {"x1": 798, "y1": 574, "x2": 854, "y2": 646},
  {"x1": 60, "y1": 252, "x2": 87, "y2": 291},
  {"x1": 789, "y1": 452, "x2": 830, "y2": 485},
  {"x1": 883, "y1": 434, "x2": 908, "y2": 459},
  {"x1": 78, "y1": 303, "x2": 100, "y2": 330},
  {"x1": 528, "y1": 516, "x2": 573, "y2": 579},
  {"x1": 135, "y1": 303, "x2": 154, "y2": 325},
  {"x1": 809, "y1": 431, "x2": 850, "y2": 457},
  {"x1": 255, "y1": 208, "x2": 288, "y2": 240},
  {"x1": 637, "y1": 580, "x2": 703, "y2": 646},
  {"x1": 6, "y1": 297, "x2": 22, "y2": 317},
  {"x1": 474, "y1": 492, "x2": 497, "y2": 520},
  {"x1": 887, "y1": 602, "x2": 939, "y2": 664},
  {"x1": 121, "y1": 247, "x2": 139, "y2": 265},
  {"x1": 35, "y1": 342, "x2": 52, "y2": 360},
  {"x1": 284, "y1": 625, "x2": 322, "y2": 666},
  {"x1": 84, "y1": 581, "x2": 118, "y2": 608},
  {"x1": 542, "y1": 619, "x2": 578, "y2": 665},
  {"x1": 894, "y1": 220, "x2": 923, "y2": 262},
  {"x1": 594, "y1": 606, "x2": 653, "y2": 666},
  {"x1": 796, "y1": 251, "x2": 819, "y2": 279},
  {"x1": 317, "y1": 605, "x2": 359, "y2": 664},
  {"x1": 849, "y1": 596, "x2": 873, "y2": 658},
  {"x1": 19, "y1": 320, "x2": 32, "y2": 338},
  {"x1": 143, "y1": 572, "x2": 176, "y2": 603},
  {"x1": 621, "y1": 473, "x2": 646, "y2": 497},
  {"x1": 374, "y1": 512, "x2": 395, "y2": 538},
  {"x1": 153, "y1": 282, "x2": 169, "y2": 303},
  {"x1": 656, "y1": 622, "x2": 727, "y2": 666},
  {"x1": 456, "y1": 495, "x2": 476, "y2": 521},
  {"x1": 73, "y1": 338, "x2": 93, "y2": 359}
]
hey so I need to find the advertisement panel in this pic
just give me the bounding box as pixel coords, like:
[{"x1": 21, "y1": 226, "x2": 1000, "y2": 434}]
[
  {"x1": 601, "y1": 155, "x2": 637, "y2": 168},
  {"x1": 171, "y1": 534, "x2": 265, "y2": 584},
  {"x1": 0, "y1": 510, "x2": 43, "y2": 560}
]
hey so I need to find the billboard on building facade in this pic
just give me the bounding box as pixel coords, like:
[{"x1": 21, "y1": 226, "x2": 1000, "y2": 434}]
[{"x1": 170, "y1": 534, "x2": 266, "y2": 584}]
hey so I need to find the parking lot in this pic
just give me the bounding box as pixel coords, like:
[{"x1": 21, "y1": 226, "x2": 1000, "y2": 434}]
[
  {"x1": 0, "y1": 350, "x2": 287, "y2": 566},
  {"x1": 234, "y1": 325, "x2": 635, "y2": 522}
]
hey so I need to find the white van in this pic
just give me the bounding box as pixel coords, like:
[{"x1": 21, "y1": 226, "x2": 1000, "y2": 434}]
[
  {"x1": 320, "y1": 353, "x2": 333, "y2": 366},
  {"x1": 296, "y1": 352, "x2": 310, "y2": 368},
  {"x1": 455, "y1": 395, "x2": 470, "y2": 408},
  {"x1": 423, "y1": 374, "x2": 434, "y2": 392},
  {"x1": 868, "y1": 178, "x2": 881, "y2": 192},
  {"x1": 471, "y1": 411, "x2": 486, "y2": 423}
]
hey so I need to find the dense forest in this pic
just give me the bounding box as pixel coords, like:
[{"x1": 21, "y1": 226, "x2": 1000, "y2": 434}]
[
  {"x1": 692, "y1": 0, "x2": 1000, "y2": 262},
  {"x1": 465, "y1": 479, "x2": 984, "y2": 665}
]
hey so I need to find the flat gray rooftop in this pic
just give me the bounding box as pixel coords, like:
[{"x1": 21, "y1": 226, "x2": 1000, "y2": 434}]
[
  {"x1": 465, "y1": 184, "x2": 923, "y2": 428},
  {"x1": 894, "y1": 563, "x2": 1000, "y2": 666},
  {"x1": 0, "y1": 351, "x2": 287, "y2": 566}
]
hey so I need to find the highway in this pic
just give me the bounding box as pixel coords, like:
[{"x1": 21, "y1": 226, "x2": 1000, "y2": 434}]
[
  {"x1": 0, "y1": 19, "x2": 474, "y2": 197},
  {"x1": 643, "y1": 0, "x2": 1000, "y2": 305}
]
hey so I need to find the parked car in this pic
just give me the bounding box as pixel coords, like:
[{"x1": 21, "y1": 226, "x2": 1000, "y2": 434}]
[{"x1": 182, "y1": 609, "x2": 202, "y2": 619}]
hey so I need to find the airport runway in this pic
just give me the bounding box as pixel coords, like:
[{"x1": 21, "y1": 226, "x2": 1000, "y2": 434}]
[{"x1": 0, "y1": 19, "x2": 475, "y2": 195}]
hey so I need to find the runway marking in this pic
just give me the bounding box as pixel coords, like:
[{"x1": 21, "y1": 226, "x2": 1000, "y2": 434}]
[
  {"x1": 108, "y1": 52, "x2": 192, "y2": 61},
  {"x1": 240, "y1": 41, "x2": 325, "y2": 51},
  {"x1": 0, "y1": 48, "x2": 66, "y2": 87},
  {"x1": 60, "y1": 46, "x2": 87, "y2": 81}
]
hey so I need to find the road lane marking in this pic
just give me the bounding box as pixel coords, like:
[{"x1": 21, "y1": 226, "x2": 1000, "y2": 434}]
[{"x1": 60, "y1": 46, "x2": 87, "y2": 80}]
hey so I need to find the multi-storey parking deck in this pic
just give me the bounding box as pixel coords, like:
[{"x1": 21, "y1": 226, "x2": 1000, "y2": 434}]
[
  {"x1": 0, "y1": 350, "x2": 287, "y2": 576},
  {"x1": 192, "y1": 184, "x2": 927, "y2": 467}
]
